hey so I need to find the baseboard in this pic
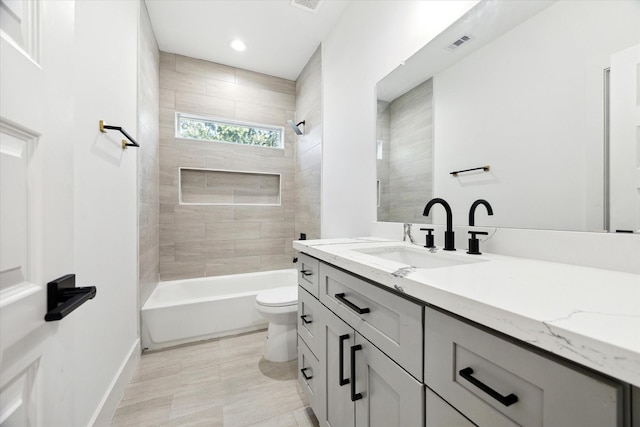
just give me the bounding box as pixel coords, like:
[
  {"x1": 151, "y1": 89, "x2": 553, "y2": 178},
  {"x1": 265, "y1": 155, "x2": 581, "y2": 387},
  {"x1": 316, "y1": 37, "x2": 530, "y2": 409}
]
[{"x1": 90, "y1": 338, "x2": 141, "y2": 426}]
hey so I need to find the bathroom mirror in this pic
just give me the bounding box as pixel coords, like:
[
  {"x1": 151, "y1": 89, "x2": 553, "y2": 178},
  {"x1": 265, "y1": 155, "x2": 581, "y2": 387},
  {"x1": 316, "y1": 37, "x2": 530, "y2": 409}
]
[{"x1": 376, "y1": 0, "x2": 640, "y2": 232}]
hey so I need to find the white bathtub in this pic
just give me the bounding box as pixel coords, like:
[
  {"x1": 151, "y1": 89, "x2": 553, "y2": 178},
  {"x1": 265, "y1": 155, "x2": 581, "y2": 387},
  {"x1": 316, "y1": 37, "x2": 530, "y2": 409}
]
[{"x1": 141, "y1": 269, "x2": 297, "y2": 350}]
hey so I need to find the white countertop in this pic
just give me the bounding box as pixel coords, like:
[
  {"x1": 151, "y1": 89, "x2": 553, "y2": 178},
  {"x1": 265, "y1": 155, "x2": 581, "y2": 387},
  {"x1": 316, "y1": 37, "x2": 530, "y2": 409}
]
[{"x1": 293, "y1": 238, "x2": 640, "y2": 388}]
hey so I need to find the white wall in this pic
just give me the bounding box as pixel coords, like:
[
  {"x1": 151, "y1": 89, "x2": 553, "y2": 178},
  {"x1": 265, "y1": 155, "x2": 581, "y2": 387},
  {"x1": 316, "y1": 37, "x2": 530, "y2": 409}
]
[
  {"x1": 321, "y1": 0, "x2": 478, "y2": 238},
  {"x1": 73, "y1": 1, "x2": 140, "y2": 425},
  {"x1": 432, "y1": 1, "x2": 640, "y2": 231}
]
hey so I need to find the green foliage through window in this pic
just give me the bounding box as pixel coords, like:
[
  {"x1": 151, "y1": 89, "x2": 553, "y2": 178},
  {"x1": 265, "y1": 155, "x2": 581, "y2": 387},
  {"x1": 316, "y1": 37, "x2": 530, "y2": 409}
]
[{"x1": 177, "y1": 114, "x2": 283, "y2": 148}]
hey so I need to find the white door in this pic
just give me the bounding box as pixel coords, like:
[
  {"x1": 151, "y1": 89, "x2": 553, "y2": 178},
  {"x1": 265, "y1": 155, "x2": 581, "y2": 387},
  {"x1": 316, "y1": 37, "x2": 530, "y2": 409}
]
[{"x1": 0, "y1": 1, "x2": 75, "y2": 425}]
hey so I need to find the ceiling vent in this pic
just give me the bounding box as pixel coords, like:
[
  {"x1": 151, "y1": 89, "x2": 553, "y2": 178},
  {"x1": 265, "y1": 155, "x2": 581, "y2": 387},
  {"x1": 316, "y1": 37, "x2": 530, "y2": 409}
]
[
  {"x1": 447, "y1": 34, "x2": 473, "y2": 50},
  {"x1": 290, "y1": 0, "x2": 322, "y2": 13}
]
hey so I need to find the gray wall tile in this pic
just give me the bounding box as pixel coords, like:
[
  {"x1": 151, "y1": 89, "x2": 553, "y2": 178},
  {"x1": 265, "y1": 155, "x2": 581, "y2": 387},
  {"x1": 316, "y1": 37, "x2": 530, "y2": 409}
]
[
  {"x1": 138, "y1": 1, "x2": 160, "y2": 308},
  {"x1": 159, "y1": 52, "x2": 300, "y2": 281}
]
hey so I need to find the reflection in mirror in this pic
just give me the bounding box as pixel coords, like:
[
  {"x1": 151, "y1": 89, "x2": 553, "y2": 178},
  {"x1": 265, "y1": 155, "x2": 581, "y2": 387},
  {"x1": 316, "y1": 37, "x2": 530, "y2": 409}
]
[
  {"x1": 375, "y1": 0, "x2": 640, "y2": 232},
  {"x1": 377, "y1": 79, "x2": 433, "y2": 223}
]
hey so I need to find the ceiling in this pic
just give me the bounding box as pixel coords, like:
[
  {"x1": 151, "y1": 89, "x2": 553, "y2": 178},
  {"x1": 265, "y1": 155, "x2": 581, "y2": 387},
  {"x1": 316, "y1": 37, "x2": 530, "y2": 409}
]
[{"x1": 145, "y1": 0, "x2": 351, "y2": 81}]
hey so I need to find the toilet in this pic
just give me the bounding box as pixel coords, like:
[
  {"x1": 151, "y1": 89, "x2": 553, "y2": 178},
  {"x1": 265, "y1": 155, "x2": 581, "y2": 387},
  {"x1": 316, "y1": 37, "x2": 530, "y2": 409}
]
[{"x1": 255, "y1": 286, "x2": 298, "y2": 362}]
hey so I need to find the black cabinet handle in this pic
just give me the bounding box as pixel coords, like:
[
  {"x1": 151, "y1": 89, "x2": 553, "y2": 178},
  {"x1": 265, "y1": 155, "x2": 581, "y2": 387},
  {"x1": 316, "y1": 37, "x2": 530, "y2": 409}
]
[
  {"x1": 300, "y1": 314, "x2": 312, "y2": 324},
  {"x1": 459, "y1": 367, "x2": 518, "y2": 407},
  {"x1": 350, "y1": 344, "x2": 363, "y2": 401},
  {"x1": 335, "y1": 293, "x2": 370, "y2": 314},
  {"x1": 339, "y1": 334, "x2": 350, "y2": 386},
  {"x1": 300, "y1": 367, "x2": 313, "y2": 380},
  {"x1": 301, "y1": 269, "x2": 313, "y2": 276}
]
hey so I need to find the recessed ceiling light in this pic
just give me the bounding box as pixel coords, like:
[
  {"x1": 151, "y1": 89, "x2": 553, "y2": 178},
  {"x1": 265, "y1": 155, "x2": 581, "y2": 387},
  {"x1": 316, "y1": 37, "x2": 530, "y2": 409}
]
[{"x1": 230, "y1": 39, "x2": 247, "y2": 52}]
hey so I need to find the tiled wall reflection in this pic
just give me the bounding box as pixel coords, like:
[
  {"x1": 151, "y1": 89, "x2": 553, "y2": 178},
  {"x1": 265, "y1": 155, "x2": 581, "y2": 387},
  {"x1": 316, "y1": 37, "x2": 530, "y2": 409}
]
[
  {"x1": 378, "y1": 79, "x2": 433, "y2": 223},
  {"x1": 295, "y1": 46, "x2": 322, "y2": 240}
]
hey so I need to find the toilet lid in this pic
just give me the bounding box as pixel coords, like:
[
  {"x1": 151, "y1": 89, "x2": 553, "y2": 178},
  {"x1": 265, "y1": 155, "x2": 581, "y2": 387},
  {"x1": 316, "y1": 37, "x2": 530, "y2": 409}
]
[{"x1": 256, "y1": 286, "x2": 298, "y2": 307}]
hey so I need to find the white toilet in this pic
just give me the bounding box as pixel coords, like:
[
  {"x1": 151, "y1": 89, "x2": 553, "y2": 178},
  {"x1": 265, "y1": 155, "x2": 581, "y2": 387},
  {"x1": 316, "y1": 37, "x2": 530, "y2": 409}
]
[{"x1": 255, "y1": 286, "x2": 298, "y2": 362}]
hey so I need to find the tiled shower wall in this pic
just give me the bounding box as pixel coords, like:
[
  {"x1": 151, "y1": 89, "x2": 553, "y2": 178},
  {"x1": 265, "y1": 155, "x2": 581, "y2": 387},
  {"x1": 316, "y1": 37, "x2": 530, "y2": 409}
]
[
  {"x1": 295, "y1": 46, "x2": 322, "y2": 240},
  {"x1": 159, "y1": 53, "x2": 297, "y2": 280},
  {"x1": 138, "y1": 1, "x2": 160, "y2": 307},
  {"x1": 377, "y1": 79, "x2": 433, "y2": 223}
]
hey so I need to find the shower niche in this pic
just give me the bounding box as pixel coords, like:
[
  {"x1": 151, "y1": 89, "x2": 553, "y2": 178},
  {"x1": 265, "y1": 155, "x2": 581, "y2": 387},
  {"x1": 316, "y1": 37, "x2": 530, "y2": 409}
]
[{"x1": 179, "y1": 167, "x2": 281, "y2": 206}]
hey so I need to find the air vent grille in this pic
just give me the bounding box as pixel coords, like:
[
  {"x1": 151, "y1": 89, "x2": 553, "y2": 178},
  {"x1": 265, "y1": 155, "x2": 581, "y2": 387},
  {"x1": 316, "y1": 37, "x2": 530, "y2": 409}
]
[
  {"x1": 448, "y1": 34, "x2": 472, "y2": 50},
  {"x1": 290, "y1": 0, "x2": 322, "y2": 13}
]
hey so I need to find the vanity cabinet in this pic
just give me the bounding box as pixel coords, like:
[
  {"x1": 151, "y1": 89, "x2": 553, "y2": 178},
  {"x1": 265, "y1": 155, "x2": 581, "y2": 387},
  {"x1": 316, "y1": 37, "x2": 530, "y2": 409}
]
[
  {"x1": 318, "y1": 303, "x2": 423, "y2": 427},
  {"x1": 298, "y1": 252, "x2": 629, "y2": 427}
]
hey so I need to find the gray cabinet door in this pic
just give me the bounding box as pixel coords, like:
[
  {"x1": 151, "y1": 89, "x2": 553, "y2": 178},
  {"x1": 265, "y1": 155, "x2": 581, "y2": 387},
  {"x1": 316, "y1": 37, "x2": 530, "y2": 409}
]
[
  {"x1": 319, "y1": 304, "x2": 355, "y2": 427},
  {"x1": 426, "y1": 387, "x2": 477, "y2": 427},
  {"x1": 354, "y1": 333, "x2": 423, "y2": 427},
  {"x1": 425, "y1": 307, "x2": 622, "y2": 427},
  {"x1": 298, "y1": 336, "x2": 322, "y2": 418},
  {"x1": 298, "y1": 286, "x2": 320, "y2": 356},
  {"x1": 298, "y1": 253, "x2": 319, "y2": 297},
  {"x1": 318, "y1": 262, "x2": 423, "y2": 379}
]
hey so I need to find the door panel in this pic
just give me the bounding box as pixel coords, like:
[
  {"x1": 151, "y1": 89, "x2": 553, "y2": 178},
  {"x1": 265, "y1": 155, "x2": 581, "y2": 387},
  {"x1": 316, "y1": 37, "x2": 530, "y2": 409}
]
[
  {"x1": 354, "y1": 333, "x2": 423, "y2": 427},
  {"x1": 319, "y1": 304, "x2": 354, "y2": 427},
  {"x1": 1, "y1": 1, "x2": 54, "y2": 425}
]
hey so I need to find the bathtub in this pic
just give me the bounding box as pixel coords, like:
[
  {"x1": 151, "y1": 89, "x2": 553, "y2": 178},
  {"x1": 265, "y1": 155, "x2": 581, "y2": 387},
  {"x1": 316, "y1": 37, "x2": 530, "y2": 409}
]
[{"x1": 141, "y1": 268, "x2": 297, "y2": 350}]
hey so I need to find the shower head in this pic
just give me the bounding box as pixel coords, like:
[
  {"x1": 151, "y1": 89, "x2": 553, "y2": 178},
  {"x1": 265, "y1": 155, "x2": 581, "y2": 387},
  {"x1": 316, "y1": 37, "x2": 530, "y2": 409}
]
[{"x1": 287, "y1": 119, "x2": 305, "y2": 135}]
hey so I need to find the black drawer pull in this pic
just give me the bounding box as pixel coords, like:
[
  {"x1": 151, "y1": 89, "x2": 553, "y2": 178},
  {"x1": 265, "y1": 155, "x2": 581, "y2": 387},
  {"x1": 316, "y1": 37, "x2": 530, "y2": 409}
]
[
  {"x1": 300, "y1": 314, "x2": 312, "y2": 324},
  {"x1": 350, "y1": 344, "x2": 363, "y2": 401},
  {"x1": 339, "y1": 334, "x2": 350, "y2": 386},
  {"x1": 459, "y1": 367, "x2": 518, "y2": 407},
  {"x1": 301, "y1": 269, "x2": 313, "y2": 276},
  {"x1": 300, "y1": 367, "x2": 313, "y2": 380},
  {"x1": 335, "y1": 293, "x2": 370, "y2": 314}
]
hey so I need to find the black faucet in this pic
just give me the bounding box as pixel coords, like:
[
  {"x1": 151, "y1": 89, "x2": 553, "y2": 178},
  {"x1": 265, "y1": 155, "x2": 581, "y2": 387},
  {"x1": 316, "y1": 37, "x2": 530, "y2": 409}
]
[
  {"x1": 423, "y1": 198, "x2": 455, "y2": 251},
  {"x1": 467, "y1": 199, "x2": 493, "y2": 255},
  {"x1": 468, "y1": 199, "x2": 493, "y2": 226}
]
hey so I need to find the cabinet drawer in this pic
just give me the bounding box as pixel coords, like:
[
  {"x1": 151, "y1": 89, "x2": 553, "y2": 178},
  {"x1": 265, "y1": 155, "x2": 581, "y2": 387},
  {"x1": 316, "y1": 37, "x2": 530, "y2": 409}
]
[
  {"x1": 426, "y1": 387, "x2": 476, "y2": 427},
  {"x1": 425, "y1": 308, "x2": 622, "y2": 427},
  {"x1": 298, "y1": 286, "x2": 319, "y2": 356},
  {"x1": 319, "y1": 262, "x2": 423, "y2": 380},
  {"x1": 298, "y1": 336, "x2": 321, "y2": 417},
  {"x1": 298, "y1": 253, "x2": 319, "y2": 297}
]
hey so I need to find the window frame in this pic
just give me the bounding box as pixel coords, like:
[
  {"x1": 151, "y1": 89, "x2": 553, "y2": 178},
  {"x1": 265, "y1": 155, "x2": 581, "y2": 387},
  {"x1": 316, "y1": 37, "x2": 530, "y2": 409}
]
[{"x1": 174, "y1": 112, "x2": 285, "y2": 150}]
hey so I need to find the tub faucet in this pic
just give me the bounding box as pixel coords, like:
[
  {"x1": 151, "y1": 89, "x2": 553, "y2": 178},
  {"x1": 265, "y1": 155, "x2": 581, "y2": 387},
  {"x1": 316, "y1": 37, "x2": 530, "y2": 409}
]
[
  {"x1": 403, "y1": 223, "x2": 416, "y2": 244},
  {"x1": 423, "y1": 198, "x2": 455, "y2": 251},
  {"x1": 469, "y1": 199, "x2": 494, "y2": 226}
]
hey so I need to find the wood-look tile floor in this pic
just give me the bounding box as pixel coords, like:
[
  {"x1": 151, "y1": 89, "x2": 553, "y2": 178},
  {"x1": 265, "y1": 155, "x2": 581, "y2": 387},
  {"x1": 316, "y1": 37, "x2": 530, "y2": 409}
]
[{"x1": 111, "y1": 330, "x2": 319, "y2": 427}]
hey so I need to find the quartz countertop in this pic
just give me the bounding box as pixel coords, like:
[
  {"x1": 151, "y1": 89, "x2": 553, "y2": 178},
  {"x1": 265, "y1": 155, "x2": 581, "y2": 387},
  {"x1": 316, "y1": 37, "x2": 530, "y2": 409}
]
[{"x1": 293, "y1": 238, "x2": 640, "y2": 388}]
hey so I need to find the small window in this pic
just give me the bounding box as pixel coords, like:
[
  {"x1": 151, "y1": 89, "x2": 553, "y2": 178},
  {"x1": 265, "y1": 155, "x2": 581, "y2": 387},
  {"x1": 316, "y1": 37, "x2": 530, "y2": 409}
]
[{"x1": 176, "y1": 113, "x2": 283, "y2": 149}]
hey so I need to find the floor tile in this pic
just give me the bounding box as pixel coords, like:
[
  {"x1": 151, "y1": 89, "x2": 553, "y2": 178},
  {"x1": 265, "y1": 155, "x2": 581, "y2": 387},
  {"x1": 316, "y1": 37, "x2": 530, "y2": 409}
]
[{"x1": 112, "y1": 330, "x2": 314, "y2": 426}]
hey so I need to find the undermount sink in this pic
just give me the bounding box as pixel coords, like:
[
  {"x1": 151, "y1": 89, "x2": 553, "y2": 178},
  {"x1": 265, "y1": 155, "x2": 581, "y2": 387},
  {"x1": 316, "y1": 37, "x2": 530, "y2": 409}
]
[{"x1": 353, "y1": 245, "x2": 487, "y2": 269}]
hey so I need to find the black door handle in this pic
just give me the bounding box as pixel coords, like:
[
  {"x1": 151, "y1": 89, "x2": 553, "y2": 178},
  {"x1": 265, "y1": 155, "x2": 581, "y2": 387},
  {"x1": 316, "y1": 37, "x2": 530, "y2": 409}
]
[
  {"x1": 459, "y1": 367, "x2": 518, "y2": 407},
  {"x1": 300, "y1": 367, "x2": 313, "y2": 380},
  {"x1": 300, "y1": 314, "x2": 312, "y2": 324},
  {"x1": 301, "y1": 269, "x2": 313, "y2": 276},
  {"x1": 350, "y1": 344, "x2": 363, "y2": 401},
  {"x1": 335, "y1": 293, "x2": 370, "y2": 314},
  {"x1": 339, "y1": 334, "x2": 350, "y2": 386}
]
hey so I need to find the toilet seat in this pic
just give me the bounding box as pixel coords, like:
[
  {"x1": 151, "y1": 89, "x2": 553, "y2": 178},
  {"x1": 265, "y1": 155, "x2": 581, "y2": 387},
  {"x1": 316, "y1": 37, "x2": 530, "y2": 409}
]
[{"x1": 256, "y1": 286, "x2": 297, "y2": 307}]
